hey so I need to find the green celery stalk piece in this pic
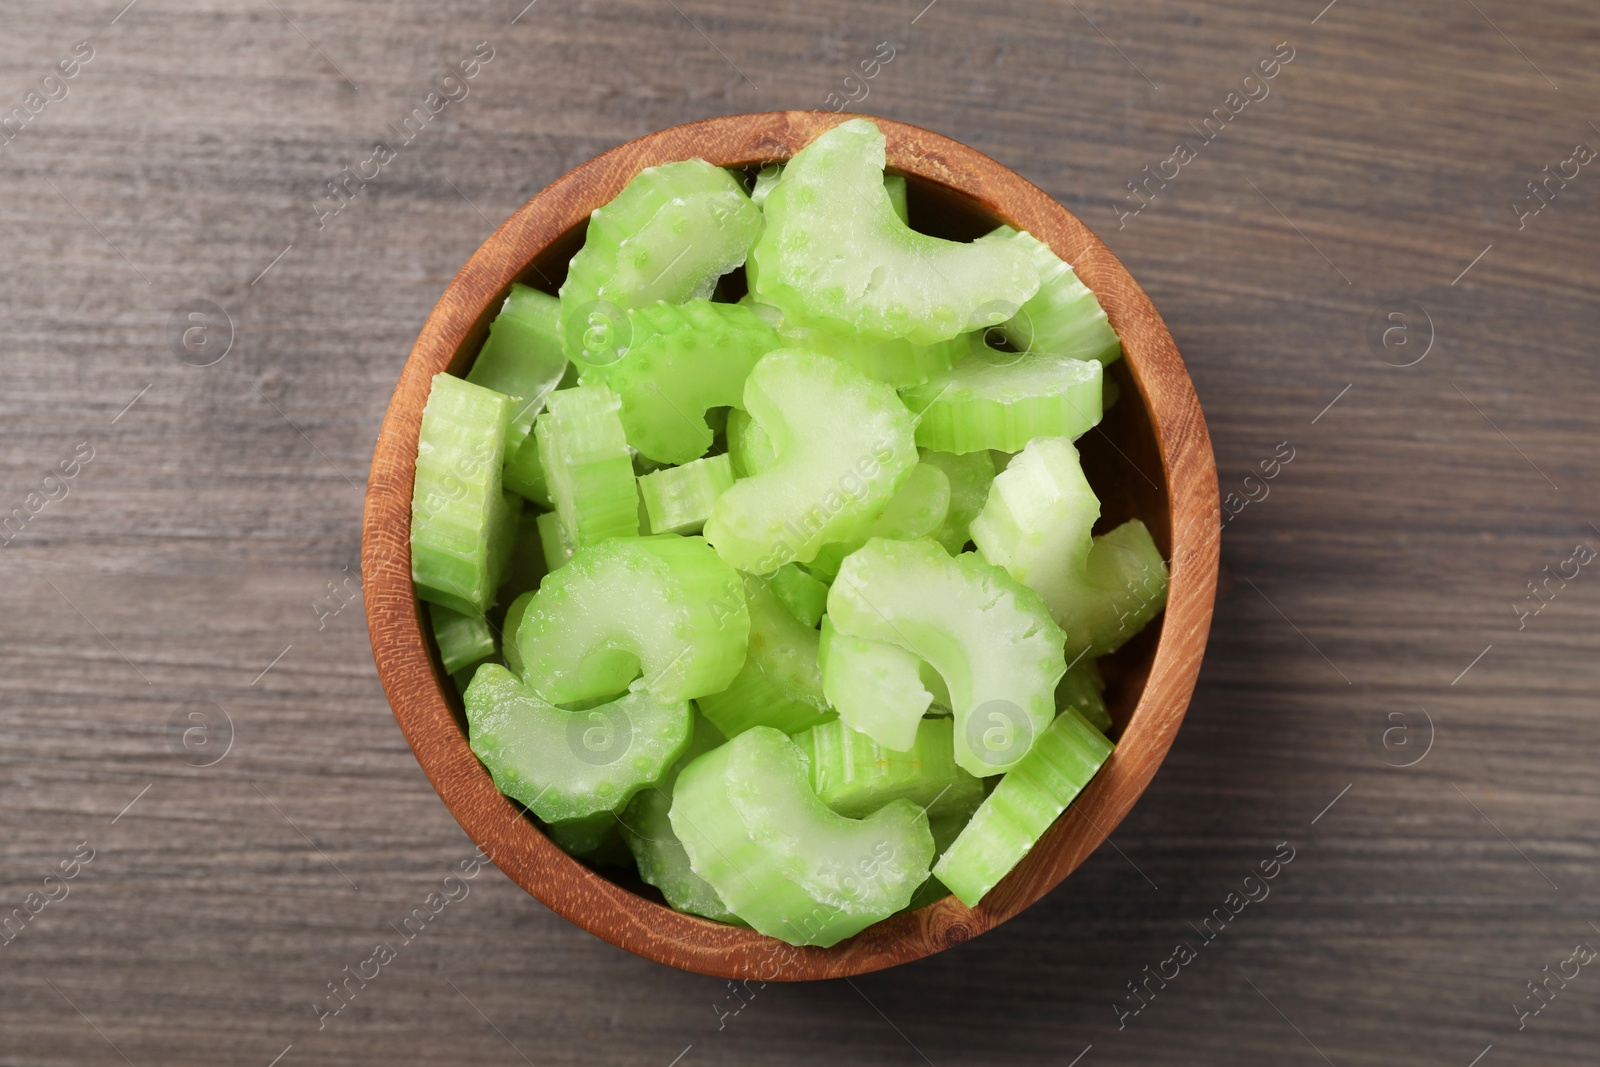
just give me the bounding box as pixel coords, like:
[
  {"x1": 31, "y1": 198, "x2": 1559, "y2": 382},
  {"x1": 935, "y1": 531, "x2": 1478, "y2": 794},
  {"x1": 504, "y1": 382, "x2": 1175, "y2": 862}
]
[
  {"x1": 410, "y1": 373, "x2": 513, "y2": 614},
  {"x1": 807, "y1": 460, "x2": 951, "y2": 581},
  {"x1": 827, "y1": 538, "x2": 1067, "y2": 776},
  {"x1": 535, "y1": 382, "x2": 640, "y2": 548},
  {"x1": 794, "y1": 716, "x2": 982, "y2": 820},
  {"x1": 1057, "y1": 660, "x2": 1113, "y2": 734},
  {"x1": 906, "y1": 786, "x2": 986, "y2": 909},
  {"x1": 748, "y1": 119, "x2": 1038, "y2": 345},
  {"x1": 989, "y1": 226, "x2": 1122, "y2": 366},
  {"x1": 620, "y1": 713, "x2": 744, "y2": 923},
  {"x1": 920, "y1": 448, "x2": 998, "y2": 554},
  {"x1": 534, "y1": 510, "x2": 573, "y2": 575},
  {"x1": 503, "y1": 428, "x2": 551, "y2": 507},
  {"x1": 725, "y1": 406, "x2": 778, "y2": 479},
  {"x1": 579, "y1": 299, "x2": 782, "y2": 464},
  {"x1": 464, "y1": 663, "x2": 692, "y2": 823},
  {"x1": 933, "y1": 707, "x2": 1113, "y2": 907},
  {"x1": 750, "y1": 163, "x2": 783, "y2": 208},
  {"x1": 515, "y1": 535, "x2": 749, "y2": 706},
  {"x1": 501, "y1": 590, "x2": 533, "y2": 678},
  {"x1": 638, "y1": 453, "x2": 735, "y2": 536},
  {"x1": 817, "y1": 616, "x2": 932, "y2": 752},
  {"x1": 703, "y1": 348, "x2": 918, "y2": 573},
  {"x1": 467, "y1": 283, "x2": 570, "y2": 505},
  {"x1": 697, "y1": 575, "x2": 834, "y2": 739},
  {"x1": 899, "y1": 343, "x2": 1104, "y2": 454},
  {"x1": 767, "y1": 562, "x2": 829, "y2": 628},
  {"x1": 429, "y1": 603, "x2": 497, "y2": 676},
  {"x1": 560, "y1": 159, "x2": 762, "y2": 368},
  {"x1": 669, "y1": 726, "x2": 934, "y2": 946},
  {"x1": 884, "y1": 173, "x2": 908, "y2": 224},
  {"x1": 969, "y1": 435, "x2": 1169, "y2": 659}
]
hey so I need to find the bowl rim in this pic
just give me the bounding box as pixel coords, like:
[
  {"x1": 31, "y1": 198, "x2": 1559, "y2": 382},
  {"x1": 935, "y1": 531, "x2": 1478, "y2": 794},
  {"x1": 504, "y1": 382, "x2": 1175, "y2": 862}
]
[{"x1": 362, "y1": 109, "x2": 1219, "y2": 980}]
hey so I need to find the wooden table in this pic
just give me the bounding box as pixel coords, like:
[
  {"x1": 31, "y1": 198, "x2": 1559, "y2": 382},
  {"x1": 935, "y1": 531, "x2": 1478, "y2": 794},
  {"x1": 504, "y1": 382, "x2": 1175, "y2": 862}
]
[{"x1": 2, "y1": 1, "x2": 1596, "y2": 1064}]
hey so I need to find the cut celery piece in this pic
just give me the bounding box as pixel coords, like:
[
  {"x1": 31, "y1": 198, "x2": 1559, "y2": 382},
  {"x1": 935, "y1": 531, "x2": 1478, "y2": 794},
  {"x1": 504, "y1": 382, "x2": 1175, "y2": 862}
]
[
  {"x1": 748, "y1": 119, "x2": 1039, "y2": 345},
  {"x1": 468, "y1": 283, "x2": 570, "y2": 494},
  {"x1": 828, "y1": 538, "x2": 1067, "y2": 776},
  {"x1": 990, "y1": 226, "x2": 1122, "y2": 366},
  {"x1": 775, "y1": 326, "x2": 967, "y2": 388},
  {"x1": 534, "y1": 510, "x2": 573, "y2": 574},
  {"x1": 560, "y1": 160, "x2": 762, "y2": 366},
  {"x1": 411, "y1": 373, "x2": 513, "y2": 614},
  {"x1": 501, "y1": 590, "x2": 533, "y2": 678},
  {"x1": 768, "y1": 562, "x2": 828, "y2": 628},
  {"x1": 884, "y1": 173, "x2": 908, "y2": 224},
  {"x1": 808, "y1": 460, "x2": 951, "y2": 580},
  {"x1": 516, "y1": 535, "x2": 749, "y2": 705},
  {"x1": 795, "y1": 717, "x2": 982, "y2": 820},
  {"x1": 580, "y1": 300, "x2": 782, "y2": 464},
  {"x1": 907, "y1": 787, "x2": 985, "y2": 909},
  {"x1": 970, "y1": 436, "x2": 1169, "y2": 658},
  {"x1": 638, "y1": 454, "x2": 734, "y2": 536},
  {"x1": 1057, "y1": 661, "x2": 1112, "y2": 734},
  {"x1": 750, "y1": 163, "x2": 783, "y2": 208},
  {"x1": 670, "y1": 726, "x2": 934, "y2": 946},
  {"x1": 703, "y1": 349, "x2": 918, "y2": 573},
  {"x1": 920, "y1": 448, "x2": 998, "y2": 553},
  {"x1": 495, "y1": 504, "x2": 548, "y2": 610},
  {"x1": 818, "y1": 616, "x2": 932, "y2": 752},
  {"x1": 621, "y1": 713, "x2": 742, "y2": 923},
  {"x1": 503, "y1": 429, "x2": 551, "y2": 506},
  {"x1": 430, "y1": 603, "x2": 497, "y2": 676},
  {"x1": 535, "y1": 383, "x2": 640, "y2": 548},
  {"x1": 544, "y1": 811, "x2": 615, "y2": 856},
  {"x1": 465, "y1": 663, "x2": 692, "y2": 823},
  {"x1": 697, "y1": 576, "x2": 833, "y2": 738},
  {"x1": 900, "y1": 344, "x2": 1104, "y2": 454},
  {"x1": 933, "y1": 707, "x2": 1113, "y2": 907},
  {"x1": 725, "y1": 407, "x2": 777, "y2": 478}
]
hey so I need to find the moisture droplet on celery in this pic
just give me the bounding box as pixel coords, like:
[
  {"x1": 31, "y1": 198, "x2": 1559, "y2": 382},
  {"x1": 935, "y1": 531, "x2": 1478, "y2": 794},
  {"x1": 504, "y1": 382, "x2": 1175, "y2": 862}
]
[
  {"x1": 827, "y1": 538, "x2": 1068, "y2": 776},
  {"x1": 989, "y1": 226, "x2": 1122, "y2": 366},
  {"x1": 933, "y1": 707, "x2": 1113, "y2": 907},
  {"x1": 670, "y1": 726, "x2": 934, "y2": 946},
  {"x1": 515, "y1": 535, "x2": 749, "y2": 706},
  {"x1": 970, "y1": 435, "x2": 1168, "y2": 659},
  {"x1": 899, "y1": 344, "x2": 1104, "y2": 454},
  {"x1": 638, "y1": 453, "x2": 734, "y2": 535},
  {"x1": 535, "y1": 382, "x2": 640, "y2": 548},
  {"x1": 411, "y1": 373, "x2": 514, "y2": 614},
  {"x1": 748, "y1": 119, "x2": 1039, "y2": 345},
  {"x1": 464, "y1": 662, "x2": 692, "y2": 824},
  {"x1": 703, "y1": 348, "x2": 918, "y2": 573}
]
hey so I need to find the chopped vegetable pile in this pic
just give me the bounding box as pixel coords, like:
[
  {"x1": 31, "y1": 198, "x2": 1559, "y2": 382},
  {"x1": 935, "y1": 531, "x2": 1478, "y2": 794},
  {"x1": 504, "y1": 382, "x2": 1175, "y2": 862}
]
[{"x1": 409, "y1": 119, "x2": 1169, "y2": 946}]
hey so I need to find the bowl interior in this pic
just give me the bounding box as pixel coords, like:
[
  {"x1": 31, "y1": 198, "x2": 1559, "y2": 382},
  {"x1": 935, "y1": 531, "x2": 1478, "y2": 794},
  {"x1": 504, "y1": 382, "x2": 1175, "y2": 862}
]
[{"x1": 367, "y1": 111, "x2": 1213, "y2": 981}]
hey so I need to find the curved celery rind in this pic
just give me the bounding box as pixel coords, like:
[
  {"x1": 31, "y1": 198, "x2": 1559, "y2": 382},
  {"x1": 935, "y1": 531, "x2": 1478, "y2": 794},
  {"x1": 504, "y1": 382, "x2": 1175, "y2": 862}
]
[
  {"x1": 969, "y1": 436, "x2": 1169, "y2": 659},
  {"x1": 795, "y1": 716, "x2": 982, "y2": 820},
  {"x1": 411, "y1": 373, "x2": 513, "y2": 614},
  {"x1": 989, "y1": 226, "x2": 1122, "y2": 366},
  {"x1": 670, "y1": 726, "x2": 934, "y2": 946},
  {"x1": 515, "y1": 535, "x2": 750, "y2": 706},
  {"x1": 808, "y1": 461, "x2": 950, "y2": 580},
  {"x1": 827, "y1": 538, "x2": 1068, "y2": 776},
  {"x1": 726, "y1": 407, "x2": 778, "y2": 479},
  {"x1": 467, "y1": 283, "x2": 570, "y2": 504},
  {"x1": 933, "y1": 707, "x2": 1113, "y2": 907},
  {"x1": 748, "y1": 119, "x2": 1039, "y2": 345},
  {"x1": 899, "y1": 345, "x2": 1104, "y2": 454},
  {"x1": 703, "y1": 349, "x2": 918, "y2": 573},
  {"x1": 697, "y1": 576, "x2": 834, "y2": 738},
  {"x1": 560, "y1": 159, "x2": 762, "y2": 366},
  {"x1": 580, "y1": 300, "x2": 783, "y2": 464},
  {"x1": 817, "y1": 616, "x2": 932, "y2": 752},
  {"x1": 638, "y1": 453, "x2": 735, "y2": 536},
  {"x1": 620, "y1": 714, "x2": 743, "y2": 923},
  {"x1": 920, "y1": 448, "x2": 998, "y2": 554},
  {"x1": 464, "y1": 663, "x2": 692, "y2": 824},
  {"x1": 535, "y1": 383, "x2": 640, "y2": 548}
]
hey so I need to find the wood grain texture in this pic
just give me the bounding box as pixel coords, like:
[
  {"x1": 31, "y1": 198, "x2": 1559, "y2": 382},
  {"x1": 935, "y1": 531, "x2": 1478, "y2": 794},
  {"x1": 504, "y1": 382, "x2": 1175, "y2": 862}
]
[
  {"x1": 2, "y1": 0, "x2": 1598, "y2": 1063},
  {"x1": 362, "y1": 109, "x2": 1218, "y2": 979}
]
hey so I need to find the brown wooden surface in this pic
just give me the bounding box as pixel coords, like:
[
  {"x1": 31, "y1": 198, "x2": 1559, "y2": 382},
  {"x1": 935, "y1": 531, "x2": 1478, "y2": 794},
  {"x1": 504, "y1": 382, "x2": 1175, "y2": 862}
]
[
  {"x1": 363, "y1": 110, "x2": 1217, "y2": 979},
  {"x1": 2, "y1": 0, "x2": 1597, "y2": 1063}
]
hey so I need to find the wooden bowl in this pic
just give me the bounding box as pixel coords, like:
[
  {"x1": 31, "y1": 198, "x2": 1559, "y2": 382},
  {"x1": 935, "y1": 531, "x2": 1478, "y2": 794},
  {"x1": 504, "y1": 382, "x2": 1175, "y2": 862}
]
[{"x1": 362, "y1": 111, "x2": 1218, "y2": 979}]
